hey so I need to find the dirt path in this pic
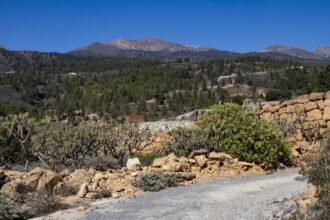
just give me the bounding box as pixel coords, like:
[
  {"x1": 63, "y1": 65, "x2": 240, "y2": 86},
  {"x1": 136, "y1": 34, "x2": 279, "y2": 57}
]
[{"x1": 33, "y1": 170, "x2": 308, "y2": 220}]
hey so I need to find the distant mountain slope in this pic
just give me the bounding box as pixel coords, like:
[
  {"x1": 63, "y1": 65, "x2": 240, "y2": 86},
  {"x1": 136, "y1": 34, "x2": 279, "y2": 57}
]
[
  {"x1": 68, "y1": 38, "x2": 222, "y2": 60},
  {"x1": 315, "y1": 46, "x2": 330, "y2": 58},
  {"x1": 69, "y1": 42, "x2": 122, "y2": 56},
  {"x1": 261, "y1": 44, "x2": 327, "y2": 60},
  {"x1": 105, "y1": 38, "x2": 204, "y2": 52},
  {"x1": 69, "y1": 38, "x2": 330, "y2": 62}
]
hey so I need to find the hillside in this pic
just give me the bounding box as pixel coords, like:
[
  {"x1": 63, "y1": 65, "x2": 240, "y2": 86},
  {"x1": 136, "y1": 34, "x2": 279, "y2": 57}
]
[{"x1": 1, "y1": 49, "x2": 330, "y2": 121}]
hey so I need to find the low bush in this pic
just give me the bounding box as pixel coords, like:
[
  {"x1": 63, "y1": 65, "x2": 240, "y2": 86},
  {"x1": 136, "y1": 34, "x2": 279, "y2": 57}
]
[
  {"x1": 99, "y1": 121, "x2": 150, "y2": 167},
  {"x1": 98, "y1": 189, "x2": 111, "y2": 198},
  {"x1": 163, "y1": 173, "x2": 177, "y2": 187},
  {"x1": 163, "y1": 128, "x2": 209, "y2": 157},
  {"x1": 30, "y1": 191, "x2": 65, "y2": 216},
  {"x1": 165, "y1": 103, "x2": 292, "y2": 167},
  {"x1": 132, "y1": 152, "x2": 162, "y2": 166},
  {"x1": 0, "y1": 193, "x2": 29, "y2": 220},
  {"x1": 199, "y1": 103, "x2": 292, "y2": 166},
  {"x1": 72, "y1": 155, "x2": 119, "y2": 172},
  {"x1": 33, "y1": 124, "x2": 101, "y2": 173},
  {"x1": 0, "y1": 113, "x2": 35, "y2": 171},
  {"x1": 28, "y1": 181, "x2": 66, "y2": 217},
  {"x1": 134, "y1": 172, "x2": 177, "y2": 192},
  {"x1": 298, "y1": 131, "x2": 330, "y2": 219},
  {"x1": 0, "y1": 127, "x2": 27, "y2": 166}
]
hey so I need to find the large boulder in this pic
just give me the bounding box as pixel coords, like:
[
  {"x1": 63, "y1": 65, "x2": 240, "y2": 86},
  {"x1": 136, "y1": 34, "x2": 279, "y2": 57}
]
[
  {"x1": 0, "y1": 180, "x2": 25, "y2": 194},
  {"x1": 37, "y1": 170, "x2": 63, "y2": 192},
  {"x1": 126, "y1": 158, "x2": 141, "y2": 170},
  {"x1": 294, "y1": 104, "x2": 305, "y2": 112},
  {"x1": 317, "y1": 100, "x2": 324, "y2": 110},
  {"x1": 94, "y1": 173, "x2": 108, "y2": 183},
  {"x1": 152, "y1": 157, "x2": 166, "y2": 168},
  {"x1": 304, "y1": 102, "x2": 318, "y2": 112},
  {"x1": 188, "y1": 149, "x2": 209, "y2": 159},
  {"x1": 279, "y1": 113, "x2": 290, "y2": 121},
  {"x1": 194, "y1": 155, "x2": 207, "y2": 168},
  {"x1": 208, "y1": 152, "x2": 233, "y2": 161},
  {"x1": 22, "y1": 167, "x2": 45, "y2": 190},
  {"x1": 324, "y1": 99, "x2": 330, "y2": 107},
  {"x1": 166, "y1": 153, "x2": 180, "y2": 162},
  {"x1": 326, "y1": 91, "x2": 330, "y2": 99},
  {"x1": 309, "y1": 93, "x2": 324, "y2": 101},
  {"x1": 323, "y1": 107, "x2": 330, "y2": 121},
  {"x1": 286, "y1": 105, "x2": 296, "y2": 113},
  {"x1": 237, "y1": 162, "x2": 254, "y2": 171},
  {"x1": 260, "y1": 112, "x2": 273, "y2": 123},
  {"x1": 296, "y1": 186, "x2": 317, "y2": 214},
  {"x1": 152, "y1": 153, "x2": 190, "y2": 172},
  {"x1": 77, "y1": 183, "x2": 88, "y2": 198},
  {"x1": 67, "y1": 169, "x2": 91, "y2": 189},
  {"x1": 306, "y1": 109, "x2": 322, "y2": 121},
  {"x1": 278, "y1": 107, "x2": 287, "y2": 114},
  {"x1": 296, "y1": 95, "x2": 309, "y2": 104}
]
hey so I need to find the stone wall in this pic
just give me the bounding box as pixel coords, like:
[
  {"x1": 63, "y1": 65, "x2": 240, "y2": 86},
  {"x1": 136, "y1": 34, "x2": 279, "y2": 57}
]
[
  {"x1": 139, "y1": 120, "x2": 195, "y2": 133},
  {"x1": 259, "y1": 91, "x2": 330, "y2": 157}
]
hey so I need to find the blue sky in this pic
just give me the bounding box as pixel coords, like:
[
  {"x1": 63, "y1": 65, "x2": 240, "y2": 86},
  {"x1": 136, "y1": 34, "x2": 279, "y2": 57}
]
[{"x1": 0, "y1": 0, "x2": 329, "y2": 53}]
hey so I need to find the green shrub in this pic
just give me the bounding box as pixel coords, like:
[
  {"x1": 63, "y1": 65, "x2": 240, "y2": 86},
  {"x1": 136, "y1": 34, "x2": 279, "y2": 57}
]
[
  {"x1": 0, "y1": 193, "x2": 29, "y2": 220},
  {"x1": 72, "y1": 155, "x2": 119, "y2": 171},
  {"x1": 99, "y1": 121, "x2": 150, "y2": 167},
  {"x1": 0, "y1": 127, "x2": 27, "y2": 166},
  {"x1": 98, "y1": 189, "x2": 111, "y2": 198},
  {"x1": 0, "y1": 113, "x2": 35, "y2": 171},
  {"x1": 163, "y1": 173, "x2": 177, "y2": 187},
  {"x1": 163, "y1": 127, "x2": 210, "y2": 157},
  {"x1": 198, "y1": 103, "x2": 292, "y2": 166},
  {"x1": 299, "y1": 131, "x2": 330, "y2": 219},
  {"x1": 134, "y1": 172, "x2": 177, "y2": 192},
  {"x1": 132, "y1": 152, "x2": 161, "y2": 166},
  {"x1": 33, "y1": 124, "x2": 101, "y2": 173}
]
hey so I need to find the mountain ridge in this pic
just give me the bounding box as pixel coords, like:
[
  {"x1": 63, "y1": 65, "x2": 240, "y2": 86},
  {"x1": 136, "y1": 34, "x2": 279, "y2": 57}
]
[
  {"x1": 68, "y1": 38, "x2": 218, "y2": 57},
  {"x1": 68, "y1": 38, "x2": 330, "y2": 61},
  {"x1": 261, "y1": 44, "x2": 329, "y2": 60}
]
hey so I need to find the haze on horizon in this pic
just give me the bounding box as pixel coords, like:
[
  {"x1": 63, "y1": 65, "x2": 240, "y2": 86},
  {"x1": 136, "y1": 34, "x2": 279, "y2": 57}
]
[{"x1": 1, "y1": 0, "x2": 329, "y2": 53}]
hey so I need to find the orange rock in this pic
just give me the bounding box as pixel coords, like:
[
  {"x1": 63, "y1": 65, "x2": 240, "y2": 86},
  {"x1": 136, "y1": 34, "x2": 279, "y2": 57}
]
[
  {"x1": 309, "y1": 92, "x2": 324, "y2": 101},
  {"x1": 323, "y1": 107, "x2": 330, "y2": 121},
  {"x1": 304, "y1": 102, "x2": 318, "y2": 112},
  {"x1": 306, "y1": 109, "x2": 322, "y2": 121}
]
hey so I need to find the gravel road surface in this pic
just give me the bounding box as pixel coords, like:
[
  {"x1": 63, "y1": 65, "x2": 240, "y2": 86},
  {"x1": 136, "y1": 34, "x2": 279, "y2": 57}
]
[{"x1": 33, "y1": 170, "x2": 308, "y2": 220}]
